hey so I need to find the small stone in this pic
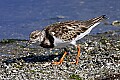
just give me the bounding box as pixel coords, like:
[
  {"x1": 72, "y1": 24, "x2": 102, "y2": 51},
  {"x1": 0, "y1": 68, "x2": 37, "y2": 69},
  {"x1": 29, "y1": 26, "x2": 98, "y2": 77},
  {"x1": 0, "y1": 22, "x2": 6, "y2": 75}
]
[
  {"x1": 112, "y1": 20, "x2": 120, "y2": 26},
  {"x1": 12, "y1": 69, "x2": 18, "y2": 73}
]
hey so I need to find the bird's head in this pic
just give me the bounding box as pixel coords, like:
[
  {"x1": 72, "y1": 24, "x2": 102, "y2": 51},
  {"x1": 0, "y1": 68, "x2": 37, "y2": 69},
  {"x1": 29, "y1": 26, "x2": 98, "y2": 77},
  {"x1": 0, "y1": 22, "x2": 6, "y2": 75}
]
[{"x1": 29, "y1": 30, "x2": 45, "y2": 43}]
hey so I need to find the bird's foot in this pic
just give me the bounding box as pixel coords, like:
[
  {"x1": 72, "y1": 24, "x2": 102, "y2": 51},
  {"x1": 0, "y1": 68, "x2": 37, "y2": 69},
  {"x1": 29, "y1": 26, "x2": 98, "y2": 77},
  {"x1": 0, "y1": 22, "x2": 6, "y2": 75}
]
[
  {"x1": 52, "y1": 61, "x2": 62, "y2": 65},
  {"x1": 52, "y1": 51, "x2": 67, "y2": 65}
]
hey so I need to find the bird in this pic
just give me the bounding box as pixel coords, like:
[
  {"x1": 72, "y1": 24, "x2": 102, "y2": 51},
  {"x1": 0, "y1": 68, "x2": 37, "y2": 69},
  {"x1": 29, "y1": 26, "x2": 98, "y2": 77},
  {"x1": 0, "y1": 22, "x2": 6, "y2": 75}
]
[{"x1": 29, "y1": 15, "x2": 107, "y2": 65}]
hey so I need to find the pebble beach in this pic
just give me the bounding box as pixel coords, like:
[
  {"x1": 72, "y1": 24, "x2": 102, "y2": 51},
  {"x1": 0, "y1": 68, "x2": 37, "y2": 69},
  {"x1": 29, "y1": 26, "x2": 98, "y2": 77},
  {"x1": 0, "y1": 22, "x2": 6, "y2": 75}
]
[{"x1": 0, "y1": 30, "x2": 120, "y2": 80}]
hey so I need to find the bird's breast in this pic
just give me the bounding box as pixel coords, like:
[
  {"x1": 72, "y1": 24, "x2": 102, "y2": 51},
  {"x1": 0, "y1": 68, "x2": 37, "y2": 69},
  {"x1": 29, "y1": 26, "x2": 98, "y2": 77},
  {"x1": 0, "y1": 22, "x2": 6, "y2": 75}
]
[{"x1": 40, "y1": 38, "x2": 54, "y2": 48}]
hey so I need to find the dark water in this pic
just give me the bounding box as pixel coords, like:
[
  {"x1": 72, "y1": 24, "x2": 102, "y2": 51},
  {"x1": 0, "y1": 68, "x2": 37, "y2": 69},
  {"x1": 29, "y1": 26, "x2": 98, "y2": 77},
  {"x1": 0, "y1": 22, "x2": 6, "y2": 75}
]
[{"x1": 0, "y1": 0, "x2": 120, "y2": 40}]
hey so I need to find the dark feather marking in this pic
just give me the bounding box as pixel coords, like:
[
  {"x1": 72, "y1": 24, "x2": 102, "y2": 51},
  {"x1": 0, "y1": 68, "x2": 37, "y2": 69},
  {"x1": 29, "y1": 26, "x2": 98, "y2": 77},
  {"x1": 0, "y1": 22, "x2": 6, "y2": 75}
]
[{"x1": 40, "y1": 31, "x2": 54, "y2": 48}]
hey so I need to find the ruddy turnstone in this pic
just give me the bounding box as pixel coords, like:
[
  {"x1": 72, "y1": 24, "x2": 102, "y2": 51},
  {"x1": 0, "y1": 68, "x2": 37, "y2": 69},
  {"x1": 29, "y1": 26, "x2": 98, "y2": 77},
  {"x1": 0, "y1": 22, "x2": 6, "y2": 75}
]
[{"x1": 29, "y1": 15, "x2": 107, "y2": 65}]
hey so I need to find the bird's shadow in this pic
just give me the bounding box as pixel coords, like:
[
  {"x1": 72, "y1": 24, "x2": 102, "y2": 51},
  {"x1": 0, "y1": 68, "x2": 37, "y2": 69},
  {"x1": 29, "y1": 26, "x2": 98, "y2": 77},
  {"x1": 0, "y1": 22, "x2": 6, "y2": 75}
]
[
  {"x1": 2, "y1": 54, "x2": 63, "y2": 65},
  {"x1": 1, "y1": 39, "x2": 67, "y2": 65}
]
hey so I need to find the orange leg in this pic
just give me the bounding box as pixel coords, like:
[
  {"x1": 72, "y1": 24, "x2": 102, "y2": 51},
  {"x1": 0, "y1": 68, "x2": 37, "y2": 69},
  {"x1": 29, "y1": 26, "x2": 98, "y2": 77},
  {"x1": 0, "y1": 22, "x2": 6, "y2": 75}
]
[
  {"x1": 76, "y1": 45, "x2": 80, "y2": 64},
  {"x1": 52, "y1": 51, "x2": 67, "y2": 65},
  {"x1": 70, "y1": 45, "x2": 81, "y2": 64}
]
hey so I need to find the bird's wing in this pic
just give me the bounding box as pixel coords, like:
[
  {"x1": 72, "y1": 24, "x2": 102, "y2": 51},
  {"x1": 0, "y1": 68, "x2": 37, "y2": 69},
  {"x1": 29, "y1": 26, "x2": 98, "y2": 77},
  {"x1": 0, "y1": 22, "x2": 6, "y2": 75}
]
[
  {"x1": 44, "y1": 20, "x2": 87, "y2": 41},
  {"x1": 44, "y1": 15, "x2": 106, "y2": 42}
]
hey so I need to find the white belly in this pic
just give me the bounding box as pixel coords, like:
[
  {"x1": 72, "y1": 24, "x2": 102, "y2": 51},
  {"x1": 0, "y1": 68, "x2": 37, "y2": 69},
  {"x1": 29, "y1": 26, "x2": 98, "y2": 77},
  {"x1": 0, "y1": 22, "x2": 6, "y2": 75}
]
[{"x1": 53, "y1": 36, "x2": 70, "y2": 48}]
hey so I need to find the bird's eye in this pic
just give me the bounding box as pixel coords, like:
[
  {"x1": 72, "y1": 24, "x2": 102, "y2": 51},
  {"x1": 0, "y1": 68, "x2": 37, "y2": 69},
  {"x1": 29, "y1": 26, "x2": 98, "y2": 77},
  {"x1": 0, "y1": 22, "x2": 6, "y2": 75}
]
[
  {"x1": 31, "y1": 35, "x2": 38, "y2": 39},
  {"x1": 34, "y1": 35, "x2": 38, "y2": 38}
]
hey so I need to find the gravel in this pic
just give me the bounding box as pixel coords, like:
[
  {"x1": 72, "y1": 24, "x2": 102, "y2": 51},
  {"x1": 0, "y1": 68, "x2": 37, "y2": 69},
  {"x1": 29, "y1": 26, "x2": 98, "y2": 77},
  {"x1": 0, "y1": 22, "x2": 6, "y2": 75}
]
[{"x1": 0, "y1": 30, "x2": 120, "y2": 80}]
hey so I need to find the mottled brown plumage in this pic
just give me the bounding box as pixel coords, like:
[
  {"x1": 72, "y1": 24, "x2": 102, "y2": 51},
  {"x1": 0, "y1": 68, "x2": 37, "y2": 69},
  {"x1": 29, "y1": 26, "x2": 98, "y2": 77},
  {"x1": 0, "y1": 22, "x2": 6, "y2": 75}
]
[{"x1": 44, "y1": 15, "x2": 106, "y2": 41}]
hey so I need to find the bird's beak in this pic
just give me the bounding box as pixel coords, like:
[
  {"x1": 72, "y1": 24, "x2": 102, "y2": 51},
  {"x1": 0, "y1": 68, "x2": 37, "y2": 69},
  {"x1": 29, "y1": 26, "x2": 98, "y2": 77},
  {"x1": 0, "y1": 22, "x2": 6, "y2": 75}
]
[{"x1": 29, "y1": 40, "x2": 33, "y2": 43}]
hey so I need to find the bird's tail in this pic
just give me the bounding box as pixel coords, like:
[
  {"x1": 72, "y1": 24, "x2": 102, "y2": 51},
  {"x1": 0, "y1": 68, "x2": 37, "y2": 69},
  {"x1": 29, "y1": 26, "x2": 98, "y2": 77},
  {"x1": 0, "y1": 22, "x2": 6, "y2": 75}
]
[
  {"x1": 88, "y1": 15, "x2": 107, "y2": 24},
  {"x1": 85, "y1": 15, "x2": 107, "y2": 27}
]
